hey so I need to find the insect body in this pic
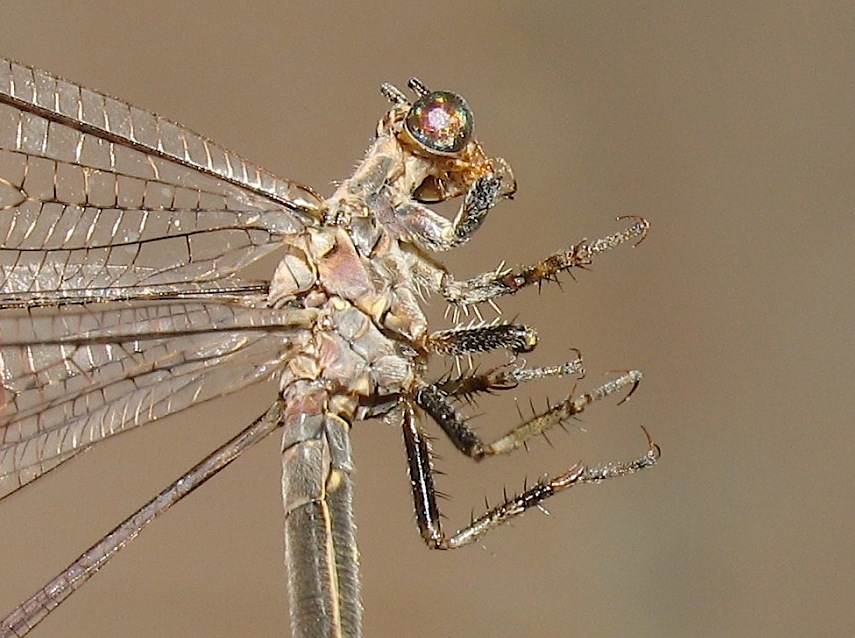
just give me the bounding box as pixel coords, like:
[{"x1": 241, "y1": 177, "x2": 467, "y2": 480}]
[{"x1": 0, "y1": 62, "x2": 658, "y2": 638}]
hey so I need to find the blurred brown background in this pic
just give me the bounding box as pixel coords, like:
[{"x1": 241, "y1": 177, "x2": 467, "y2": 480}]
[{"x1": 1, "y1": 2, "x2": 852, "y2": 637}]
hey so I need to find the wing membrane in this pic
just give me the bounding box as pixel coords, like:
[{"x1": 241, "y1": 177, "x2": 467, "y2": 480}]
[
  {"x1": 0, "y1": 303, "x2": 315, "y2": 499},
  {"x1": 0, "y1": 58, "x2": 323, "y2": 497},
  {"x1": 0, "y1": 58, "x2": 321, "y2": 303}
]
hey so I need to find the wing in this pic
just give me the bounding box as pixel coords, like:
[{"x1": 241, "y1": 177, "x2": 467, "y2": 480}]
[
  {"x1": 0, "y1": 303, "x2": 316, "y2": 499},
  {"x1": 0, "y1": 57, "x2": 322, "y2": 306},
  {"x1": 0, "y1": 58, "x2": 324, "y2": 498}
]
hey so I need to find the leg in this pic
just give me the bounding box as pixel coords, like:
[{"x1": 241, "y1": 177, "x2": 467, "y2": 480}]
[
  {"x1": 435, "y1": 349, "x2": 585, "y2": 398},
  {"x1": 415, "y1": 369, "x2": 641, "y2": 459},
  {"x1": 446, "y1": 173, "x2": 507, "y2": 246},
  {"x1": 441, "y1": 216, "x2": 649, "y2": 306},
  {"x1": 395, "y1": 172, "x2": 512, "y2": 252},
  {"x1": 424, "y1": 321, "x2": 538, "y2": 356},
  {"x1": 400, "y1": 400, "x2": 659, "y2": 549}
]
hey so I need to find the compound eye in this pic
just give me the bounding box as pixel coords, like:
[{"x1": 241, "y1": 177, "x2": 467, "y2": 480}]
[{"x1": 405, "y1": 91, "x2": 473, "y2": 155}]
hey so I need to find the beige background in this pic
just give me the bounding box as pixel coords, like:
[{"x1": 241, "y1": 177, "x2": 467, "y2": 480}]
[{"x1": 1, "y1": 2, "x2": 852, "y2": 637}]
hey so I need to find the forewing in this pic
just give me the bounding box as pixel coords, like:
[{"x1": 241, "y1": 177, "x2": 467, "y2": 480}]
[
  {"x1": 0, "y1": 302, "x2": 315, "y2": 499},
  {"x1": 0, "y1": 58, "x2": 321, "y2": 304}
]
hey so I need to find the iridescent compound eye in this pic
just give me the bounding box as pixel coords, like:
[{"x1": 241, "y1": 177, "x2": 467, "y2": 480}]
[{"x1": 404, "y1": 91, "x2": 473, "y2": 155}]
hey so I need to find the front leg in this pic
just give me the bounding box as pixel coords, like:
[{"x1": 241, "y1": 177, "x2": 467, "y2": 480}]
[{"x1": 397, "y1": 173, "x2": 509, "y2": 251}]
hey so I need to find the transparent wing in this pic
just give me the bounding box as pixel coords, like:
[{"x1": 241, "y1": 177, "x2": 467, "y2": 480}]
[
  {"x1": 0, "y1": 57, "x2": 328, "y2": 497},
  {"x1": 0, "y1": 57, "x2": 322, "y2": 306},
  {"x1": 0, "y1": 302, "x2": 315, "y2": 499}
]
